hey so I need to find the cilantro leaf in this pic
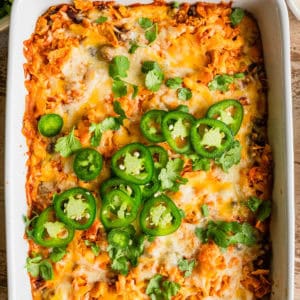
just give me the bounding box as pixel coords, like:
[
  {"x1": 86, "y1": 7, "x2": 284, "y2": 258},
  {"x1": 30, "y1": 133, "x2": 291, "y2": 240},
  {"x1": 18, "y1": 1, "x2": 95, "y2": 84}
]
[
  {"x1": 43, "y1": 221, "x2": 66, "y2": 238},
  {"x1": 195, "y1": 221, "x2": 257, "y2": 249},
  {"x1": 201, "y1": 204, "x2": 209, "y2": 217},
  {"x1": 208, "y1": 74, "x2": 234, "y2": 92},
  {"x1": 39, "y1": 260, "x2": 54, "y2": 281},
  {"x1": 132, "y1": 84, "x2": 139, "y2": 99},
  {"x1": 257, "y1": 200, "x2": 271, "y2": 221},
  {"x1": 177, "y1": 87, "x2": 192, "y2": 101},
  {"x1": 246, "y1": 196, "x2": 262, "y2": 212},
  {"x1": 201, "y1": 127, "x2": 225, "y2": 148},
  {"x1": 173, "y1": 1, "x2": 180, "y2": 9},
  {"x1": 146, "y1": 275, "x2": 180, "y2": 300},
  {"x1": 188, "y1": 154, "x2": 210, "y2": 171},
  {"x1": 113, "y1": 101, "x2": 126, "y2": 123},
  {"x1": 25, "y1": 255, "x2": 53, "y2": 280},
  {"x1": 55, "y1": 128, "x2": 82, "y2": 157},
  {"x1": 95, "y1": 16, "x2": 108, "y2": 24},
  {"x1": 23, "y1": 214, "x2": 38, "y2": 240},
  {"x1": 128, "y1": 42, "x2": 139, "y2": 54},
  {"x1": 166, "y1": 77, "x2": 182, "y2": 89},
  {"x1": 25, "y1": 255, "x2": 43, "y2": 277},
  {"x1": 50, "y1": 247, "x2": 67, "y2": 263},
  {"x1": 85, "y1": 240, "x2": 101, "y2": 256},
  {"x1": 178, "y1": 258, "x2": 195, "y2": 277},
  {"x1": 161, "y1": 280, "x2": 181, "y2": 299},
  {"x1": 146, "y1": 274, "x2": 163, "y2": 295},
  {"x1": 145, "y1": 23, "x2": 158, "y2": 44},
  {"x1": 89, "y1": 102, "x2": 126, "y2": 147},
  {"x1": 109, "y1": 55, "x2": 130, "y2": 79},
  {"x1": 108, "y1": 228, "x2": 147, "y2": 275},
  {"x1": 158, "y1": 158, "x2": 188, "y2": 192},
  {"x1": 145, "y1": 69, "x2": 164, "y2": 92},
  {"x1": 215, "y1": 140, "x2": 241, "y2": 172},
  {"x1": 141, "y1": 61, "x2": 161, "y2": 74},
  {"x1": 112, "y1": 79, "x2": 127, "y2": 98},
  {"x1": 138, "y1": 17, "x2": 153, "y2": 29},
  {"x1": 230, "y1": 8, "x2": 245, "y2": 26}
]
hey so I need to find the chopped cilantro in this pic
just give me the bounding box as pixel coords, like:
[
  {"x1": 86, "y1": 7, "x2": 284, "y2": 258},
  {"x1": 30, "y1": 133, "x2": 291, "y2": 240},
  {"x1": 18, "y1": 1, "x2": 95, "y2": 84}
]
[
  {"x1": 25, "y1": 255, "x2": 53, "y2": 280},
  {"x1": 55, "y1": 128, "x2": 82, "y2": 157},
  {"x1": 158, "y1": 158, "x2": 188, "y2": 192},
  {"x1": 145, "y1": 69, "x2": 164, "y2": 92},
  {"x1": 201, "y1": 127, "x2": 225, "y2": 148},
  {"x1": 50, "y1": 247, "x2": 67, "y2": 262},
  {"x1": 138, "y1": 17, "x2": 153, "y2": 29},
  {"x1": 108, "y1": 228, "x2": 147, "y2": 275},
  {"x1": 89, "y1": 101, "x2": 126, "y2": 146},
  {"x1": 128, "y1": 41, "x2": 139, "y2": 54},
  {"x1": 113, "y1": 100, "x2": 127, "y2": 123},
  {"x1": 173, "y1": 1, "x2": 180, "y2": 9},
  {"x1": 146, "y1": 274, "x2": 180, "y2": 300},
  {"x1": 112, "y1": 79, "x2": 127, "y2": 98},
  {"x1": 39, "y1": 260, "x2": 54, "y2": 281},
  {"x1": 23, "y1": 214, "x2": 38, "y2": 240},
  {"x1": 230, "y1": 8, "x2": 245, "y2": 26},
  {"x1": 141, "y1": 61, "x2": 161, "y2": 74},
  {"x1": 257, "y1": 200, "x2": 271, "y2": 221},
  {"x1": 166, "y1": 77, "x2": 182, "y2": 89},
  {"x1": 195, "y1": 221, "x2": 257, "y2": 248},
  {"x1": 85, "y1": 240, "x2": 101, "y2": 256},
  {"x1": 109, "y1": 55, "x2": 130, "y2": 79},
  {"x1": 43, "y1": 221, "x2": 65, "y2": 238},
  {"x1": 246, "y1": 196, "x2": 262, "y2": 212},
  {"x1": 215, "y1": 140, "x2": 241, "y2": 172},
  {"x1": 132, "y1": 84, "x2": 139, "y2": 99},
  {"x1": 208, "y1": 73, "x2": 245, "y2": 92},
  {"x1": 25, "y1": 255, "x2": 42, "y2": 277},
  {"x1": 95, "y1": 16, "x2": 108, "y2": 24},
  {"x1": 178, "y1": 258, "x2": 195, "y2": 277},
  {"x1": 201, "y1": 204, "x2": 209, "y2": 217},
  {"x1": 177, "y1": 87, "x2": 192, "y2": 101},
  {"x1": 187, "y1": 154, "x2": 210, "y2": 171},
  {"x1": 208, "y1": 74, "x2": 234, "y2": 92},
  {"x1": 138, "y1": 18, "x2": 158, "y2": 44}
]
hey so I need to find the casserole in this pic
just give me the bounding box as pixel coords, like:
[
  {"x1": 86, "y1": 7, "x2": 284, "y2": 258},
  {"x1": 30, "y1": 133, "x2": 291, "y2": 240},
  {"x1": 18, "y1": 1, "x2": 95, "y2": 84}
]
[{"x1": 6, "y1": 2, "x2": 293, "y2": 299}]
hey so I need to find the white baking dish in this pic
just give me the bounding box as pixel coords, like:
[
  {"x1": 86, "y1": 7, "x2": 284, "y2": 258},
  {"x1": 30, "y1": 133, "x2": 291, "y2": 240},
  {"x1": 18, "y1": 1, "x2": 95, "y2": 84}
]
[{"x1": 5, "y1": 0, "x2": 294, "y2": 299}]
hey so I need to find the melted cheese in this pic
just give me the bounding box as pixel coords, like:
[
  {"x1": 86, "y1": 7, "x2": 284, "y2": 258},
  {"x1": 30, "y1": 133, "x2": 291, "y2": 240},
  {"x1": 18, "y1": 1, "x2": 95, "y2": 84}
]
[{"x1": 23, "y1": 1, "x2": 272, "y2": 299}]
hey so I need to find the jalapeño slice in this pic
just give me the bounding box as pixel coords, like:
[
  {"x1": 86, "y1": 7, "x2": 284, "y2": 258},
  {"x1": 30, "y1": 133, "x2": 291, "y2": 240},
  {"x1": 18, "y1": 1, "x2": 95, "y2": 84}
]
[
  {"x1": 191, "y1": 118, "x2": 233, "y2": 158},
  {"x1": 206, "y1": 99, "x2": 244, "y2": 135},
  {"x1": 140, "y1": 194, "x2": 182, "y2": 236},
  {"x1": 161, "y1": 111, "x2": 195, "y2": 154},
  {"x1": 53, "y1": 187, "x2": 96, "y2": 230},
  {"x1": 33, "y1": 207, "x2": 74, "y2": 248},
  {"x1": 99, "y1": 178, "x2": 142, "y2": 207},
  {"x1": 140, "y1": 172, "x2": 160, "y2": 199},
  {"x1": 38, "y1": 114, "x2": 63, "y2": 137},
  {"x1": 100, "y1": 190, "x2": 140, "y2": 229},
  {"x1": 148, "y1": 145, "x2": 168, "y2": 170},
  {"x1": 140, "y1": 110, "x2": 167, "y2": 143},
  {"x1": 111, "y1": 143, "x2": 154, "y2": 185},
  {"x1": 73, "y1": 148, "x2": 103, "y2": 181}
]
